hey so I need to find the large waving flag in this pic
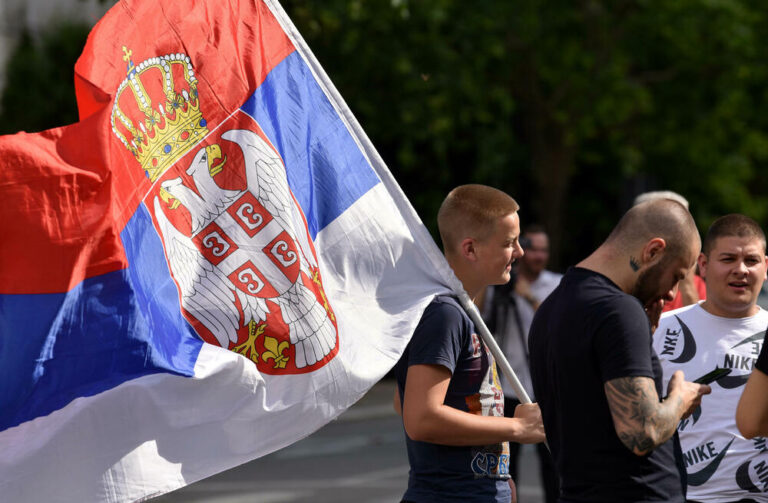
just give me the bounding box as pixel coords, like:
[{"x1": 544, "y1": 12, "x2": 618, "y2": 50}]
[{"x1": 0, "y1": 1, "x2": 461, "y2": 501}]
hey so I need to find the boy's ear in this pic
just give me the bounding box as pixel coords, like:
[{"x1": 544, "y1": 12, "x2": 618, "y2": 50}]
[{"x1": 460, "y1": 237, "x2": 477, "y2": 261}]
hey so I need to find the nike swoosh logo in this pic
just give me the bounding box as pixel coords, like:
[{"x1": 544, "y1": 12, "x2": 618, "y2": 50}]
[
  {"x1": 671, "y1": 315, "x2": 697, "y2": 363},
  {"x1": 717, "y1": 374, "x2": 750, "y2": 389},
  {"x1": 731, "y1": 330, "x2": 766, "y2": 350},
  {"x1": 679, "y1": 405, "x2": 701, "y2": 432},
  {"x1": 688, "y1": 438, "x2": 734, "y2": 486},
  {"x1": 736, "y1": 460, "x2": 762, "y2": 493}
]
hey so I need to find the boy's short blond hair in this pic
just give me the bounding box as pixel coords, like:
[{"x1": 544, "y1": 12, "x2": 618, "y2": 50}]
[{"x1": 437, "y1": 184, "x2": 519, "y2": 254}]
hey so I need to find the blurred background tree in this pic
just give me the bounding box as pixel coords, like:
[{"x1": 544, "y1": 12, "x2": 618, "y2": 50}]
[
  {"x1": 3, "y1": 0, "x2": 768, "y2": 269},
  {"x1": 284, "y1": 0, "x2": 768, "y2": 268},
  {"x1": 0, "y1": 23, "x2": 90, "y2": 135}
]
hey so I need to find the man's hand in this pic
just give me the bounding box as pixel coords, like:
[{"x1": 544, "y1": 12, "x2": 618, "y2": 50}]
[
  {"x1": 515, "y1": 277, "x2": 540, "y2": 310},
  {"x1": 644, "y1": 298, "x2": 664, "y2": 333},
  {"x1": 512, "y1": 402, "x2": 546, "y2": 444},
  {"x1": 666, "y1": 370, "x2": 711, "y2": 419}
]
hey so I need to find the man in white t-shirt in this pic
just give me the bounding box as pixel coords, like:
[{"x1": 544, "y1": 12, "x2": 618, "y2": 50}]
[
  {"x1": 653, "y1": 214, "x2": 768, "y2": 503},
  {"x1": 481, "y1": 225, "x2": 561, "y2": 503}
]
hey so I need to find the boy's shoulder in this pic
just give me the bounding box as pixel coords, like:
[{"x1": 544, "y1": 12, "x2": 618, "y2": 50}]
[{"x1": 417, "y1": 294, "x2": 471, "y2": 333}]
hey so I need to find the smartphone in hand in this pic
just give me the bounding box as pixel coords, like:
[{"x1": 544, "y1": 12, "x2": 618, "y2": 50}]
[{"x1": 693, "y1": 367, "x2": 731, "y2": 385}]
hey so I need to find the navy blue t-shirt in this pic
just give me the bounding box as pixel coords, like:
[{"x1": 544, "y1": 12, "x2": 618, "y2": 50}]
[
  {"x1": 528, "y1": 268, "x2": 686, "y2": 503},
  {"x1": 394, "y1": 295, "x2": 510, "y2": 503}
]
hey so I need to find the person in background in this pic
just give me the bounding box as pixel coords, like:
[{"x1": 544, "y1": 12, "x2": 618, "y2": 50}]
[
  {"x1": 634, "y1": 191, "x2": 706, "y2": 312},
  {"x1": 653, "y1": 213, "x2": 768, "y2": 503},
  {"x1": 736, "y1": 340, "x2": 768, "y2": 439},
  {"x1": 528, "y1": 198, "x2": 711, "y2": 503},
  {"x1": 394, "y1": 185, "x2": 545, "y2": 503},
  {"x1": 480, "y1": 225, "x2": 560, "y2": 503}
]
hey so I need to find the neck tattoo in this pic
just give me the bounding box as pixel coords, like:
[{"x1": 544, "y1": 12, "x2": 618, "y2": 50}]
[{"x1": 629, "y1": 257, "x2": 640, "y2": 272}]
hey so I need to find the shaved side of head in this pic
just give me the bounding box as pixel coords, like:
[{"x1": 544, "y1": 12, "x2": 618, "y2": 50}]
[
  {"x1": 606, "y1": 199, "x2": 700, "y2": 261},
  {"x1": 437, "y1": 184, "x2": 519, "y2": 255}
]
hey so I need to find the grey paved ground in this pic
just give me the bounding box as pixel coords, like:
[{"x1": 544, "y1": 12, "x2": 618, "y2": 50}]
[{"x1": 153, "y1": 379, "x2": 545, "y2": 503}]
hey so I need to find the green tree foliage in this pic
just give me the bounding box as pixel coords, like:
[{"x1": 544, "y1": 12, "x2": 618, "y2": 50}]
[
  {"x1": 285, "y1": 0, "x2": 768, "y2": 266},
  {"x1": 285, "y1": 0, "x2": 529, "y2": 245},
  {"x1": 3, "y1": 1, "x2": 768, "y2": 267},
  {"x1": 0, "y1": 23, "x2": 91, "y2": 135}
]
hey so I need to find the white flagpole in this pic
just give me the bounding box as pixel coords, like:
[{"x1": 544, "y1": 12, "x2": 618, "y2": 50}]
[
  {"x1": 456, "y1": 291, "x2": 532, "y2": 405},
  {"x1": 268, "y1": 0, "x2": 536, "y2": 415},
  {"x1": 458, "y1": 291, "x2": 550, "y2": 451}
]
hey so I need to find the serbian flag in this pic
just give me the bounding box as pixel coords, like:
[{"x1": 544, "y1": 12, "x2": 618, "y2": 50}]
[{"x1": 0, "y1": 0, "x2": 460, "y2": 501}]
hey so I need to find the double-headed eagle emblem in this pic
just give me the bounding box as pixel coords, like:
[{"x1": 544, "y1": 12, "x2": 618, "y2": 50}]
[{"x1": 112, "y1": 48, "x2": 338, "y2": 373}]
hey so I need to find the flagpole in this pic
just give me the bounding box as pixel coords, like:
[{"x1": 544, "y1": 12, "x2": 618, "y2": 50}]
[
  {"x1": 458, "y1": 291, "x2": 551, "y2": 452},
  {"x1": 268, "y1": 0, "x2": 543, "y2": 443},
  {"x1": 456, "y1": 291, "x2": 532, "y2": 405}
]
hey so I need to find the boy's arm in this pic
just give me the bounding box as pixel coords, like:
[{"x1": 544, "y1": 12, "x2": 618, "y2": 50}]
[
  {"x1": 736, "y1": 368, "x2": 768, "y2": 439},
  {"x1": 402, "y1": 363, "x2": 545, "y2": 446}
]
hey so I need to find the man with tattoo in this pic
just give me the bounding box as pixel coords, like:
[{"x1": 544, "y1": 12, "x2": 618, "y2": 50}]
[
  {"x1": 528, "y1": 199, "x2": 711, "y2": 502},
  {"x1": 654, "y1": 214, "x2": 768, "y2": 503}
]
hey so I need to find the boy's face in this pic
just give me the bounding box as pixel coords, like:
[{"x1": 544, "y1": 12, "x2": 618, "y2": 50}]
[
  {"x1": 698, "y1": 235, "x2": 768, "y2": 318},
  {"x1": 474, "y1": 212, "x2": 524, "y2": 286}
]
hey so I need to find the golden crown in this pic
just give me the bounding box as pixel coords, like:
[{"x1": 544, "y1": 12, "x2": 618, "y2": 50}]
[{"x1": 111, "y1": 47, "x2": 209, "y2": 182}]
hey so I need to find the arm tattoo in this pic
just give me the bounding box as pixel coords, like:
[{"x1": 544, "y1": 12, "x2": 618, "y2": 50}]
[
  {"x1": 629, "y1": 256, "x2": 640, "y2": 272},
  {"x1": 604, "y1": 376, "x2": 682, "y2": 455}
]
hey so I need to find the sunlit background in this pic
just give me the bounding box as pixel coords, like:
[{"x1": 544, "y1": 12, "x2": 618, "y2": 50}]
[{"x1": 4, "y1": 0, "x2": 768, "y2": 275}]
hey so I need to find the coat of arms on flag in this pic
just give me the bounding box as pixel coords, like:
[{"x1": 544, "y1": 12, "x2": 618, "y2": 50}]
[
  {"x1": 112, "y1": 48, "x2": 338, "y2": 374},
  {"x1": 0, "y1": 1, "x2": 459, "y2": 501}
]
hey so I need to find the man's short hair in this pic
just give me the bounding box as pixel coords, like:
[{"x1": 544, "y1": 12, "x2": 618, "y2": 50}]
[
  {"x1": 702, "y1": 214, "x2": 766, "y2": 256},
  {"x1": 633, "y1": 190, "x2": 690, "y2": 210},
  {"x1": 523, "y1": 223, "x2": 547, "y2": 237},
  {"x1": 437, "y1": 184, "x2": 519, "y2": 254},
  {"x1": 606, "y1": 199, "x2": 699, "y2": 260}
]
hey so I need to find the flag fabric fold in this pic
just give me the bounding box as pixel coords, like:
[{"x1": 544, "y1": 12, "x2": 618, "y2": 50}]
[{"x1": 0, "y1": 1, "x2": 461, "y2": 501}]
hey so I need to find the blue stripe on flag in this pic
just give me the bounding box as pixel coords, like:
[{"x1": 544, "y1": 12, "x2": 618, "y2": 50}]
[
  {"x1": 0, "y1": 205, "x2": 201, "y2": 430},
  {"x1": 1, "y1": 51, "x2": 381, "y2": 431},
  {"x1": 241, "y1": 51, "x2": 380, "y2": 239}
]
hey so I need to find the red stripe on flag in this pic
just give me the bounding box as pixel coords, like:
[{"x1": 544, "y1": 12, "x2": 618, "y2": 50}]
[
  {"x1": 0, "y1": 118, "x2": 127, "y2": 294},
  {"x1": 1, "y1": 0, "x2": 295, "y2": 294}
]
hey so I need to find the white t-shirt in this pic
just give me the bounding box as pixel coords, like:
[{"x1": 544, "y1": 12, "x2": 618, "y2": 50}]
[{"x1": 653, "y1": 303, "x2": 768, "y2": 502}]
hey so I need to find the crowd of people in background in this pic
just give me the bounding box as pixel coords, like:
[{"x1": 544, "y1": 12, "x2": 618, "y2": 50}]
[{"x1": 394, "y1": 185, "x2": 768, "y2": 503}]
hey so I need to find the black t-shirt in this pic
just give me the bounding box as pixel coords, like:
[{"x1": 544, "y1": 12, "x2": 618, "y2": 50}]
[
  {"x1": 528, "y1": 267, "x2": 685, "y2": 503},
  {"x1": 757, "y1": 330, "x2": 768, "y2": 375}
]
